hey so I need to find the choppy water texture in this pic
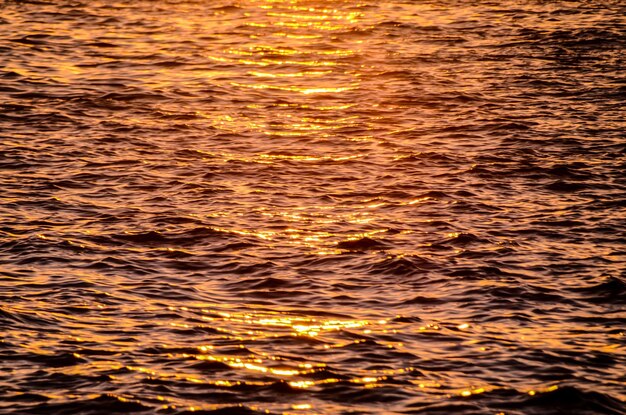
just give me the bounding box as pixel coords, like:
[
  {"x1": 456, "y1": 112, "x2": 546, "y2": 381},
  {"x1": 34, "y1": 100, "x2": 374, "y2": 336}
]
[{"x1": 1, "y1": 1, "x2": 625, "y2": 414}]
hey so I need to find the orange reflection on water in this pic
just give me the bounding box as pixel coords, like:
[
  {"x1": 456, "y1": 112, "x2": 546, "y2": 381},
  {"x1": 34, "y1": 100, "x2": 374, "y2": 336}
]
[{"x1": 3, "y1": 0, "x2": 624, "y2": 413}]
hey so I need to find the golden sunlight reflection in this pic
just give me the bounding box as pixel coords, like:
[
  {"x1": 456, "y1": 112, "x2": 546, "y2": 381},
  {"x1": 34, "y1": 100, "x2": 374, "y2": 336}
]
[
  {"x1": 193, "y1": 0, "x2": 369, "y2": 161},
  {"x1": 76, "y1": 304, "x2": 441, "y2": 412}
]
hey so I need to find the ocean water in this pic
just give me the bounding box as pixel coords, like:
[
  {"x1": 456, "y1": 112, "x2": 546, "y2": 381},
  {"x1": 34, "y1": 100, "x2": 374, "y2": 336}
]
[{"x1": 0, "y1": 1, "x2": 625, "y2": 414}]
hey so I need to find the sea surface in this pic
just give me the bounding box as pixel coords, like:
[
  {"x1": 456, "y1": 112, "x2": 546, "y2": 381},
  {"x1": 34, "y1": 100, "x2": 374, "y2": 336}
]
[{"x1": 1, "y1": 1, "x2": 625, "y2": 414}]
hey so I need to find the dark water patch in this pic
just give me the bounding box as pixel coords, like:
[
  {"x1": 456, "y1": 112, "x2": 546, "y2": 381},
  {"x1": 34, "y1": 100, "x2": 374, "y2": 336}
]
[
  {"x1": 571, "y1": 276, "x2": 626, "y2": 304},
  {"x1": 110, "y1": 227, "x2": 243, "y2": 247},
  {"x1": 462, "y1": 282, "x2": 575, "y2": 307},
  {"x1": 175, "y1": 406, "x2": 272, "y2": 415},
  {"x1": 358, "y1": 254, "x2": 438, "y2": 277},
  {"x1": 3, "y1": 392, "x2": 51, "y2": 403},
  {"x1": 191, "y1": 360, "x2": 232, "y2": 372},
  {"x1": 404, "y1": 401, "x2": 486, "y2": 415},
  {"x1": 223, "y1": 276, "x2": 304, "y2": 290},
  {"x1": 433, "y1": 232, "x2": 490, "y2": 248},
  {"x1": 545, "y1": 180, "x2": 589, "y2": 192},
  {"x1": 16, "y1": 394, "x2": 150, "y2": 414},
  {"x1": 400, "y1": 295, "x2": 445, "y2": 305},
  {"x1": 0, "y1": 307, "x2": 58, "y2": 328},
  {"x1": 326, "y1": 384, "x2": 411, "y2": 404},
  {"x1": 336, "y1": 237, "x2": 388, "y2": 251},
  {"x1": 138, "y1": 345, "x2": 205, "y2": 356},
  {"x1": 495, "y1": 386, "x2": 626, "y2": 415},
  {"x1": 20, "y1": 371, "x2": 112, "y2": 390}
]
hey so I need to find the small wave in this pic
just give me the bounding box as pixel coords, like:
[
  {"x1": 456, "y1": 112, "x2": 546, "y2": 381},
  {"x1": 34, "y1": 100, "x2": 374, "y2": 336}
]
[
  {"x1": 176, "y1": 406, "x2": 273, "y2": 415},
  {"x1": 27, "y1": 352, "x2": 88, "y2": 368},
  {"x1": 431, "y1": 232, "x2": 490, "y2": 249},
  {"x1": 545, "y1": 180, "x2": 588, "y2": 192},
  {"x1": 318, "y1": 381, "x2": 412, "y2": 404},
  {"x1": 404, "y1": 402, "x2": 484, "y2": 414},
  {"x1": 111, "y1": 227, "x2": 237, "y2": 247},
  {"x1": 498, "y1": 386, "x2": 625, "y2": 415},
  {"x1": 336, "y1": 237, "x2": 388, "y2": 251},
  {"x1": 99, "y1": 91, "x2": 169, "y2": 102},
  {"x1": 572, "y1": 276, "x2": 626, "y2": 304},
  {"x1": 191, "y1": 360, "x2": 232, "y2": 372},
  {"x1": 363, "y1": 254, "x2": 437, "y2": 276},
  {"x1": 15, "y1": 394, "x2": 150, "y2": 414},
  {"x1": 400, "y1": 295, "x2": 445, "y2": 305},
  {"x1": 0, "y1": 306, "x2": 56, "y2": 328},
  {"x1": 224, "y1": 276, "x2": 300, "y2": 290},
  {"x1": 393, "y1": 152, "x2": 458, "y2": 164}
]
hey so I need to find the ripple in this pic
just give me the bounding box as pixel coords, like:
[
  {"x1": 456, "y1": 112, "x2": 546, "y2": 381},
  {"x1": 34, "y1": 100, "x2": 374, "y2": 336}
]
[{"x1": 0, "y1": 0, "x2": 624, "y2": 414}]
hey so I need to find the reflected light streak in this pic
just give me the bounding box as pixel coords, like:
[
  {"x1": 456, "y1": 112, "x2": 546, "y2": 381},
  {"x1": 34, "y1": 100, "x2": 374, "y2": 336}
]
[
  {"x1": 249, "y1": 70, "x2": 333, "y2": 78},
  {"x1": 230, "y1": 81, "x2": 356, "y2": 94}
]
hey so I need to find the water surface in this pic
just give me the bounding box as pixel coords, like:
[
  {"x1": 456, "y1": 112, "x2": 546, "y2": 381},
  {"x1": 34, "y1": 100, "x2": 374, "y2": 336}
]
[{"x1": 1, "y1": 1, "x2": 625, "y2": 414}]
